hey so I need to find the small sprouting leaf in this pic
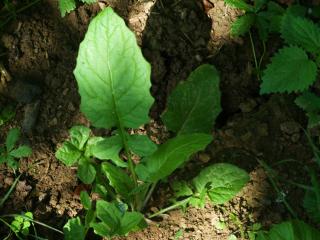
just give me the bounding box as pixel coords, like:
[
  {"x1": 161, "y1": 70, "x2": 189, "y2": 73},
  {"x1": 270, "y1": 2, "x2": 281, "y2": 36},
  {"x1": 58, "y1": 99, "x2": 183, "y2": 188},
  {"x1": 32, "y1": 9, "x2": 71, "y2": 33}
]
[
  {"x1": 74, "y1": 7, "x2": 154, "y2": 129},
  {"x1": 295, "y1": 92, "x2": 320, "y2": 112},
  {"x1": 224, "y1": 0, "x2": 255, "y2": 12},
  {"x1": 281, "y1": 14, "x2": 320, "y2": 54},
  {"x1": 128, "y1": 135, "x2": 157, "y2": 157},
  {"x1": 260, "y1": 46, "x2": 317, "y2": 94},
  {"x1": 56, "y1": 141, "x2": 82, "y2": 166},
  {"x1": 162, "y1": 64, "x2": 221, "y2": 135},
  {"x1": 172, "y1": 181, "x2": 193, "y2": 198},
  {"x1": 102, "y1": 163, "x2": 135, "y2": 201},
  {"x1": 6, "y1": 128, "x2": 20, "y2": 152},
  {"x1": 257, "y1": 220, "x2": 320, "y2": 240},
  {"x1": 69, "y1": 125, "x2": 91, "y2": 150},
  {"x1": 63, "y1": 217, "x2": 86, "y2": 240},
  {"x1": 136, "y1": 133, "x2": 212, "y2": 182},
  {"x1": 77, "y1": 157, "x2": 96, "y2": 184},
  {"x1": 59, "y1": 0, "x2": 76, "y2": 17},
  {"x1": 91, "y1": 135, "x2": 127, "y2": 167},
  {"x1": 192, "y1": 163, "x2": 249, "y2": 204},
  {"x1": 9, "y1": 146, "x2": 32, "y2": 158},
  {"x1": 84, "y1": 136, "x2": 104, "y2": 158},
  {"x1": 231, "y1": 14, "x2": 255, "y2": 37},
  {"x1": 91, "y1": 222, "x2": 111, "y2": 237},
  {"x1": 80, "y1": 191, "x2": 91, "y2": 210}
]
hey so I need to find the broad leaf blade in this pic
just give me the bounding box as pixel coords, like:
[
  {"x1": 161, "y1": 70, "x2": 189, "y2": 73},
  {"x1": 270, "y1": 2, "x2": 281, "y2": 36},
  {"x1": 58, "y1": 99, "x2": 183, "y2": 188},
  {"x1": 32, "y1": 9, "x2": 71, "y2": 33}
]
[
  {"x1": 162, "y1": 64, "x2": 221, "y2": 135},
  {"x1": 128, "y1": 135, "x2": 157, "y2": 157},
  {"x1": 91, "y1": 135, "x2": 127, "y2": 167},
  {"x1": 55, "y1": 141, "x2": 82, "y2": 166},
  {"x1": 77, "y1": 157, "x2": 96, "y2": 184},
  {"x1": 192, "y1": 163, "x2": 249, "y2": 204},
  {"x1": 63, "y1": 217, "x2": 85, "y2": 240},
  {"x1": 224, "y1": 0, "x2": 255, "y2": 12},
  {"x1": 119, "y1": 212, "x2": 146, "y2": 235},
  {"x1": 9, "y1": 146, "x2": 32, "y2": 158},
  {"x1": 95, "y1": 200, "x2": 122, "y2": 234},
  {"x1": 80, "y1": 191, "x2": 92, "y2": 210},
  {"x1": 6, "y1": 128, "x2": 20, "y2": 152},
  {"x1": 80, "y1": 0, "x2": 97, "y2": 3},
  {"x1": 295, "y1": 92, "x2": 320, "y2": 112},
  {"x1": 74, "y1": 7, "x2": 154, "y2": 129},
  {"x1": 102, "y1": 163, "x2": 135, "y2": 201},
  {"x1": 231, "y1": 14, "x2": 255, "y2": 37},
  {"x1": 260, "y1": 46, "x2": 317, "y2": 94},
  {"x1": 69, "y1": 125, "x2": 91, "y2": 150},
  {"x1": 281, "y1": 14, "x2": 320, "y2": 54},
  {"x1": 59, "y1": 0, "x2": 76, "y2": 17},
  {"x1": 135, "y1": 133, "x2": 213, "y2": 182}
]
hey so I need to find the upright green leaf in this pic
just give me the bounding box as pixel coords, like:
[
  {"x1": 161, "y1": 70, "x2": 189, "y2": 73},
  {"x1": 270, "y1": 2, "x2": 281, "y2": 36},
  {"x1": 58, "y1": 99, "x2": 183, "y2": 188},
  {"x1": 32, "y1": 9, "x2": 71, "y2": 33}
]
[
  {"x1": 260, "y1": 46, "x2": 317, "y2": 94},
  {"x1": 281, "y1": 14, "x2": 320, "y2": 54},
  {"x1": 192, "y1": 163, "x2": 249, "y2": 204},
  {"x1": 135, "y1": 133, "x2": 213, "y2": 182},
  {"x1": 231, "y1": 14, "x2": 255, "y2": 37},
  {"x1": 80, "y1": 0, "x2": 96, "y2": 3},
  {"x1": 80, "y1": 191, "x2": 92, "y2": 210},
  {"x1": 63, "y1": 217, "x2": 85, "y2": 240},
  {"x1": 224, "y1": 0, "x2": 255, "y2": 12},
  {"x1": 74, "y1": 7, "x2": 154, "y2": 129},
  {"x1": 162, "y1": 64, "x2": 221, "y2": 135},
  {"x1": 119, "y1": 212, "x2": 145, "y2": 235},
  {"x1": 91, "y1": 135, "x2": 127, "y2": 167},
  {"x1": 69, "y1": 126, "x2": 90, "y2": 150},
  {"x1": 6, "y1": 128, "x2": 20, "y2": 152},
  {"x1": 59, "y1": 0, "x2": 76, "y2": 17},
  {"x1": 102, "y1": 163, "x2": 135, "y2": 201},
  {"x1": 128, "y1": 135, "x2": 157, "y2": 157}
]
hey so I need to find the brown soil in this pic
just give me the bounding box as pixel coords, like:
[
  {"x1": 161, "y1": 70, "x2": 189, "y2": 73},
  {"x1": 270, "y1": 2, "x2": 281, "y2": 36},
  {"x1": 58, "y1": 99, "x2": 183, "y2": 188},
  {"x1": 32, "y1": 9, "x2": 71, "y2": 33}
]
[{"x1": 0, "y1": 0, "x2": 316, "y2": 239}]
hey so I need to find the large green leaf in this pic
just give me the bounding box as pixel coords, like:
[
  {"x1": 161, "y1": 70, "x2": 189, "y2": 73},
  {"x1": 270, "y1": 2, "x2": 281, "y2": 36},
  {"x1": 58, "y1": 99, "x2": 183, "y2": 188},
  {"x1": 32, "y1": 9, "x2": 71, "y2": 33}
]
[
  {"x1": 295, "y1": 92, "x2": 320, "y2": 112},
  {"x1": 260, "y1": 46, "x2": 317, "y2": 94},
  {"x1": 281, "y1": 14, "x2": 320, "y2": 54},
  {"x1": 128, "y1": 135, "x2": 157, "y2": 157},
  {"x1": 102, "y1": 163, "x2": 135, "y2": 201},
  {"x1": 74, "y1": 7, "x2": 154, "y2": 129},
  {"x1": 135, "y1": 133, "x2": 213, "y2": 182},
  {"x1": 192, "y1": 163, "x2": 249, "y2": 204},
  {"x1": 95, "y1": 200, "x2": 121, "y2": 234},
  {"x1": 231, "y1": 14, "x2": 255, "y2": 37},
  {"x1": 91, "y1": 135, "x2": 127, "y2": 167},
  {"x1": 119, "y1": 212, "x2": 146, "y2": 235},
  {"x1": 257, "y1": 220, "x2": 320, "y2": 240},
  {"x1": 162, "y1": 64, "x2": 221, "y2": 135},
  {"x1": 69, "y1": 125, "x2": 90, "y2": 150},
  {"x1": 59, "y1": 0, "x2": 76, "y2": 17},
  {"x1": 63, "y1": 217, "x2": 85, "y2": 240}
]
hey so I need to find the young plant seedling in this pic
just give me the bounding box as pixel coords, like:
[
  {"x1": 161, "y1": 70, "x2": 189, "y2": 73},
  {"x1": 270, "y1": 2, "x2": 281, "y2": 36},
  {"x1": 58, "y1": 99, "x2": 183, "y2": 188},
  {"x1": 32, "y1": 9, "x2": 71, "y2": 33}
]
[
  {"x1": 57, "y1": 7, "x2": 250, "y2": 239},
  {"x1": 0, "y1": 128, "x2": 32, "y2": 171},
  {"x1": 10, "y1": 212, "x2": 33, "y2": 239},
  {"x1": 59, "y1": 0, "x2": 97, "y2": 17}
]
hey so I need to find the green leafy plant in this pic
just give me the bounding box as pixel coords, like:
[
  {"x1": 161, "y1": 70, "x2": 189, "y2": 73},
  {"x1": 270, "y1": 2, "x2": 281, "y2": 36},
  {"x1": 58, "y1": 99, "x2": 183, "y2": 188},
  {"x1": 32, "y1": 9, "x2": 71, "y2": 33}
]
[
  {"x1": 59, "y1": 0, "x2": 96, "y2": 17},
  {"x1": 57, "y1": 7, "x2": 249, "y2": 239},
  {"x1": 260, "y1": 12, "x2": 319, "y2": 94},
  {"x1": 0, "y1": 128, "x2": 32, "y2": 170},
  {"x1": 256, "y1": 220, "x2": 320, "y2": 240},
  {"x1": 0, "y1": 105, "x2": 15, "y2": 126},
  {"x1": 10, "y1": 212, "x2": 33, "y2": 239}
]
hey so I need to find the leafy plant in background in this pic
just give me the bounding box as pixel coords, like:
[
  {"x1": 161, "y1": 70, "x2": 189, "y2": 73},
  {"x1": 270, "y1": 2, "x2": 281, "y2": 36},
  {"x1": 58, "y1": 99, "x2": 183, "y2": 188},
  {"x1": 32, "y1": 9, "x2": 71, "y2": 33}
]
[
  {"x1": 0, "y1": 105, "x2": 15, "y2": 126},
  {"x1": 256, "y1": 220, "x2": 320, "y2": 240},
  {"x1": 56, "y1": 7, "x2": 250, "y2": 239},
  {"x1": 0, "y1": 128, "x2": 32, "y2": 171},
  {"x1": 59, "y1": 0, "x2": 97, "y2": 17}
]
